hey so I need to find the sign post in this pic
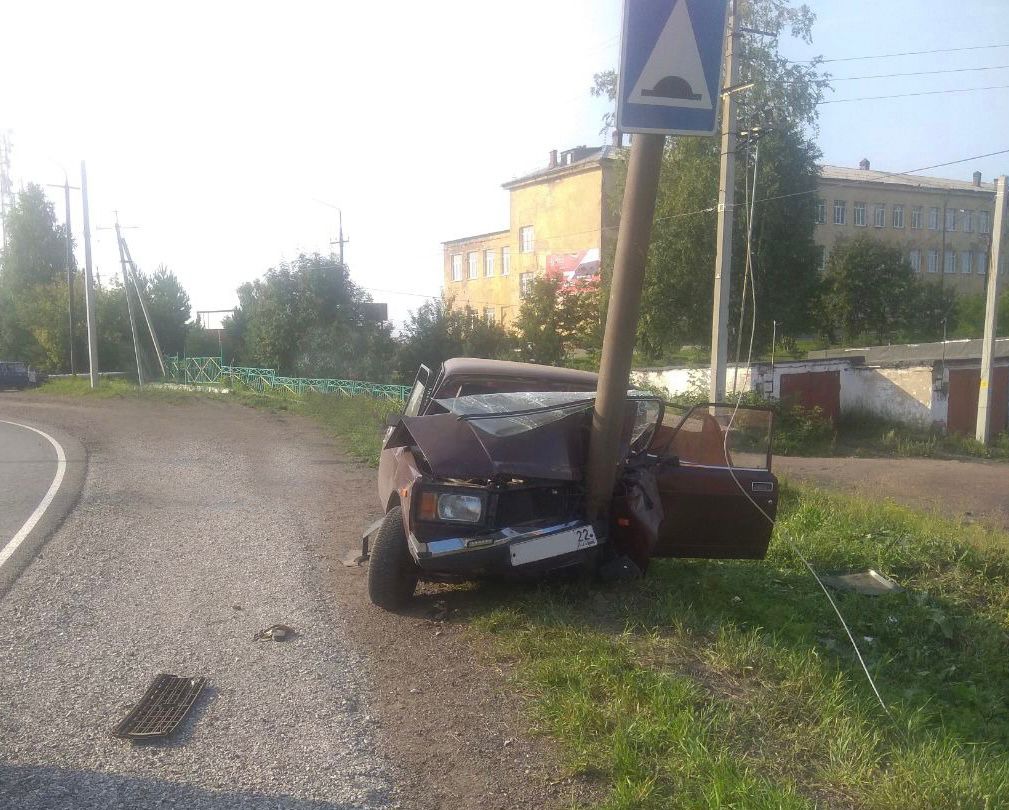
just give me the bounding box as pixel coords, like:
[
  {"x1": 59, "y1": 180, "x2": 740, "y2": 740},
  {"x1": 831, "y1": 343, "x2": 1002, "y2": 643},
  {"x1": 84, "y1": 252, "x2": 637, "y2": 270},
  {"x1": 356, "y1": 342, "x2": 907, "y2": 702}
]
[{"x1": 586, "y1": 0, "x2": 730, "y2": 522}]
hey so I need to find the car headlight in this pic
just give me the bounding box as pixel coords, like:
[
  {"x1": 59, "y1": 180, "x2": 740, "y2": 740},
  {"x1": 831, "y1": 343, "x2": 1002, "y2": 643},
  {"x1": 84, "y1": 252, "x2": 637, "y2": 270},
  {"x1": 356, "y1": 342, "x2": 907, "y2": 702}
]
[{"x1": 418, "y1": 490, "x2": 484, "y2": 523}]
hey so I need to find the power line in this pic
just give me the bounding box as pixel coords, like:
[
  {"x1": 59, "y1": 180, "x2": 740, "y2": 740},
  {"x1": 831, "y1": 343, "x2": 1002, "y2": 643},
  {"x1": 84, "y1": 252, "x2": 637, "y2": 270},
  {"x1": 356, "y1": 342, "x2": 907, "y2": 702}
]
[
  {"x1": 820, "y1": 83, "x2": 1009, "y2": 104},
  {"x1": 794, "y1": 42, "x2": 1009, "y2": 64},
  {"x1": 831, "y1": 64, "x2": 1009, "y2": 82}
]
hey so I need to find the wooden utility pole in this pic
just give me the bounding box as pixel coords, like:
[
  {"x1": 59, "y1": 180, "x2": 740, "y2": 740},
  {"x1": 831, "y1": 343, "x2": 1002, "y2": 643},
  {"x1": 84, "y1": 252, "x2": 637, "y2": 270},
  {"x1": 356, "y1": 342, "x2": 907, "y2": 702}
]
[
  {"x1": 47, "y1": 178, "x2": 81, "y2": 374},
  {"x1": 976, "y1": 175, "x2": 1007, "y2": 443},
  {"x1": 115, "y1": 218, "x2": 145, "y2": 387},
  {"x1": 80, "y1": 163, "x2": 100, "y2": 387},
  {"x1": 120, "y1": 236, "x2": 167, "y2": 376},
  {"x1": 709, "y1": 0, "x2": 739, "y2": 402}
]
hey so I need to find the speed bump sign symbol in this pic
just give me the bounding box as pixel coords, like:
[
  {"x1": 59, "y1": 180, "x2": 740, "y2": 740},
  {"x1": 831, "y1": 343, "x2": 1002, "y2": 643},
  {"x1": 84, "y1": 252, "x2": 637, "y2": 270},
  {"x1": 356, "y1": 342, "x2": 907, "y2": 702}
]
[{"x1": 617, "y1": 0, "x2": 730, "y2": 135}]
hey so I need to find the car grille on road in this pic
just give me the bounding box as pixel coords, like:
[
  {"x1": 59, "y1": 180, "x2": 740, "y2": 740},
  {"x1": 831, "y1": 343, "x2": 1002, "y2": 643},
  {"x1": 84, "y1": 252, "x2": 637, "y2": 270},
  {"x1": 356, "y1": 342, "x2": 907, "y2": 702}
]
[{"x1": 112, "y1": 673, "x2": 207, "y2": 740}]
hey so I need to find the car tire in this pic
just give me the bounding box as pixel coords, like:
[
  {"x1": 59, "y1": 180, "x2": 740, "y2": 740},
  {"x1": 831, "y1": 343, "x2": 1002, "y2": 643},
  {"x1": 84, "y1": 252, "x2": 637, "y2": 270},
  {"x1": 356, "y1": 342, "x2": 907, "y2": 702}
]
[{"x1": 367, "y1": 505, "x2": 418, "y2": 611}]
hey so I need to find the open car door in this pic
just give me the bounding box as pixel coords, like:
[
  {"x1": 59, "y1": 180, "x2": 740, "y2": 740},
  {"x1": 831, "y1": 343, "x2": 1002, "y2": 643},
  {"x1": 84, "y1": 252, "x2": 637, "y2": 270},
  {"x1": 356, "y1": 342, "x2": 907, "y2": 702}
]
[{"x1": 649, "y1": 404, "x2": 778, "y2": 560}]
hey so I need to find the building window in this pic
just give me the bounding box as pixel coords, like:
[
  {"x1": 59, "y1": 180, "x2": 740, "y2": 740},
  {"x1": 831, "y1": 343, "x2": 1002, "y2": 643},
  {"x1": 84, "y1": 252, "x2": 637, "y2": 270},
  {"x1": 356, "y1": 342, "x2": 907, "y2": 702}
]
[
  {"x1": 468, "y1": 252, "x2": 479, "y2": 279},
  {"x1": 980, "y1": 210, "x2": 991, "y2": 234},
  {"x1": 484, "y1": 307, "x2": 495, "y2": 324},
  {"x1": 945, "y1": 207, "x2": 957, "y2": 231},
  {"x1": 818, "y1": 245, "x2": 827, "y2": 271},
  {"x1": 873, "y1": 204, "x2": 886, "y2": 228},
  {"x1": 944, "y1": 250, "x2": 956, "y2": 274},
  {"x1": 519, "y1": 271, "x2": 535, "y2": 298},
  {"x1": 815, "y1": 199, "x2": 826, "y2": 224},
  {"x1": 963, "y1": 210, "x2": 974, "y2": 233},
  {"x1": 833, "y1": 200, "x2": 846, "y2": 225},
  {"x1": 892, "y1": 205, "x2": 904, "y2": 228},
  {"x1": 909, "y1": 250, "x2": 921, "y2": 272},
  {"x1": 927, "y1": 249, "x2": 939, "y2": 273},
  {"x1": 519, "y1": 225, "x2": 534, "y2": 253},
  {"x1": 853, "y1": 202, "x2": 866, "y2": 227},
  {"x1": 978, "y1": 252, "x2": 989, "y2": 275},
  {"x1": 911, "y1": 206, "x2": 923, "y2": 229},
  {"x1": 501, "y1": 246, "x2": 510, "y2": 276},
  {"x1": 928, "y1": 206, "x2": 939, "y2": 230},
  {"x1": 484, "y1": 249, "x2": 495, "y2": 277},
  {"x1": 960, "y1": 251, "x2": 972, "y2": 274},
  {"x1": 451, "y1": 254, "x2": 462, "y2": 282},
  {"x1": 500, "y1": 306, "x2": 508, "y2": 323}
]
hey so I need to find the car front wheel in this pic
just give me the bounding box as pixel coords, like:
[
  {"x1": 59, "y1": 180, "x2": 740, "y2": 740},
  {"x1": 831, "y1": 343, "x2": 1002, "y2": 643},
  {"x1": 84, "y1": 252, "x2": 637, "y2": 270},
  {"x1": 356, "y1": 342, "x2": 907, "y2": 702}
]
[{"x1": 367, "y1": 505, "x2": 418, "y2": 611}]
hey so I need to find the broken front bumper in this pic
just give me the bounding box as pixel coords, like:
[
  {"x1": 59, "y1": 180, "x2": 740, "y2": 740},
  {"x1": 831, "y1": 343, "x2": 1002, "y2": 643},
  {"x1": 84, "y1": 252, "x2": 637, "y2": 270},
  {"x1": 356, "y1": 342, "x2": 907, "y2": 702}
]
[{"x1": 407, "y1": 519, "x2": 599, "y2": 577}]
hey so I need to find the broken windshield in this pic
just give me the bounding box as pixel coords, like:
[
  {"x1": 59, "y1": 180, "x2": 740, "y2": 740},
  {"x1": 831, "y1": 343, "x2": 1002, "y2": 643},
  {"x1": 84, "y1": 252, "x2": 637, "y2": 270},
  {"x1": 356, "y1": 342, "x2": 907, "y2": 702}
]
[{"x1": 434, "y1": 390, "x2": 660, "y2": 443}]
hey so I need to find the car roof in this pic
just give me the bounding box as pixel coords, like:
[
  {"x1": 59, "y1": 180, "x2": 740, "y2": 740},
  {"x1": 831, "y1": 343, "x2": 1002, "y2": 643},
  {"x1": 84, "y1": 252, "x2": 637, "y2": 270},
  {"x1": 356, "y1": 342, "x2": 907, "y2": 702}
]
[{"x1": 441, "y1": 357, "x2": 599, "y2": 387}]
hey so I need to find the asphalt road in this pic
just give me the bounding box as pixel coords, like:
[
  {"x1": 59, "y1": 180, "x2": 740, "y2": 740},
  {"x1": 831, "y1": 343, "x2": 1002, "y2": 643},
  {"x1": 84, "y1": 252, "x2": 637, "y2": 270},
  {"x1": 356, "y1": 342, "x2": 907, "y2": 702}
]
[
  {"x1": 0, "y1": 396, "x2": 398, "y2": 809},
  {"x1": 0, "y1": 419, "x2": 58, "y2": 544}
]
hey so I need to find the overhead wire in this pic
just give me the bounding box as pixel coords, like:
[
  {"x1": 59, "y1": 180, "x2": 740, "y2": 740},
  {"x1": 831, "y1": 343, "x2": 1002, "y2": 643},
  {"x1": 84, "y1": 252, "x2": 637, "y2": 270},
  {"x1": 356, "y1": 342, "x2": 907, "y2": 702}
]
[
  {"x1": 820, "y1": 83, "x2": 1009, "y2": 104},
  {"x1": 791, "y1": 42, "x2": 1009, "y2": 64}
]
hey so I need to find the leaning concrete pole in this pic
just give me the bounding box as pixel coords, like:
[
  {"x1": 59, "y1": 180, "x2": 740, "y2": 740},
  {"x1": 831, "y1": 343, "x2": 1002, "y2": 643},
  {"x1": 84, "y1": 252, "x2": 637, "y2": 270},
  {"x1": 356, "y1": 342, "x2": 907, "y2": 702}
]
[
  {"x1": 976, "y1": 175, "x2": 1007, "y2": 443},
  {"x1": 585, "y1": 134, "x2": 665, "y2": 522},
  {"x1": 708, "y1": 0, "x2": 738, "y2": 402},
  {"x1": 80, "y1": 162, "x2": 100, "y2": 388}
]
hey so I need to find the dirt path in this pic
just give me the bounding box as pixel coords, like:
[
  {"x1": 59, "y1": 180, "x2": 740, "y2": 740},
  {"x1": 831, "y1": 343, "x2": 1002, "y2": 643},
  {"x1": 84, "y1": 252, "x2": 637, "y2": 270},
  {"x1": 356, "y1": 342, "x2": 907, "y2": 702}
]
[
  {"x1": 0, "y1": 393, "x2": 586, "y2": 810},
  {"x1": 776, "y1": 455, "x2": 1009, "y2": 531}
]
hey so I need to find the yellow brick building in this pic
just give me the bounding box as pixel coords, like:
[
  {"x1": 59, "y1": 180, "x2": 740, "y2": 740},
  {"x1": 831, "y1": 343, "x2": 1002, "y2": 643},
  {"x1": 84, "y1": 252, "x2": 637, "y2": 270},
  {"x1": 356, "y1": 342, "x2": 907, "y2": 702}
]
[
  {"x1": 442, "y1": 145, "x2": 621, "y2": 326},
  {"x1": 443, "y1": 150, "x2": 1003, "y2": 324},
  {"x1": 815, "y1": 161, "x2": 1000, "y2": 292}
]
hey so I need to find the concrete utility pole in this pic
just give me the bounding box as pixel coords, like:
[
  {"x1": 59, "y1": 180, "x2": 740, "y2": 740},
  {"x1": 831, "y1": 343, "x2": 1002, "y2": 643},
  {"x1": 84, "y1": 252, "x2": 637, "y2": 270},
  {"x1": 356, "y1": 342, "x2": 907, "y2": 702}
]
[
  {"x1": 80, "y1": 162, "x2": 100, "y2": 388},
  {"x1": 709, "y1": 0, "x2": 739, "y2": 402},
  {"x1": 976, "y1": 175, "x2": 1007, "y2": 444},
  {"x1": 115, "y1": 218, "x2": 145, "y2": 387},
  {"x1": 585, "y1": 134, "x2": 666, "y2": 521}
]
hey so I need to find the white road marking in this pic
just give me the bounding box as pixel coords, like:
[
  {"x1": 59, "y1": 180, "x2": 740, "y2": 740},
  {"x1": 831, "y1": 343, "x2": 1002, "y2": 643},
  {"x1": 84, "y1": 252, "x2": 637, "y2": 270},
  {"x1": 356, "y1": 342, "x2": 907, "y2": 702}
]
[{"x1": 0, "y1": 420, "x2": 67, "y2": 570}]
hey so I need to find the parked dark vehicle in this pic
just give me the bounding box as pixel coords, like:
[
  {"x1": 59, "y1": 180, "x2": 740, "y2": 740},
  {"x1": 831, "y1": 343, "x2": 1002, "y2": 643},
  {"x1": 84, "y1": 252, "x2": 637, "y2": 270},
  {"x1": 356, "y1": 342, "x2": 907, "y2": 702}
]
[
  {"x1": 365, "y1": 357, "x2": 778, "y2": 610},
  {"x1": 0, "y1": 361, "x2": 43, "y2": 390}
]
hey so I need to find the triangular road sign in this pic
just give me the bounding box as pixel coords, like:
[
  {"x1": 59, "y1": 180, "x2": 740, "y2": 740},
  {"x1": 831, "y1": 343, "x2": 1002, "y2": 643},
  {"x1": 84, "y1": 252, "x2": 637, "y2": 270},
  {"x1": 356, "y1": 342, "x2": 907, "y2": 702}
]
[
  {"x1": 629, "y1": 0, "x2": 711, "y2": 110},
  {"x1": 617, "y1": 0, "x2": 729, "y2": 136}
]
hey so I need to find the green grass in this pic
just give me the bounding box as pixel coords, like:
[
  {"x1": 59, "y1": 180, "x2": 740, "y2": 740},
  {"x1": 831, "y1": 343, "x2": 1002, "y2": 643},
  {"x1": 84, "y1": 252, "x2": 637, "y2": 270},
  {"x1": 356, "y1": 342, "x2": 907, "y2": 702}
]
[
  {"x1": 837, "y1": 411, "x2": 1009, "y2": 462},
  {"x1": 29, "y1": 376, "x2": 218, "y2": 404},
  {"x1": 466, "y1": 487, "x2": 1009, "y2": 808}
]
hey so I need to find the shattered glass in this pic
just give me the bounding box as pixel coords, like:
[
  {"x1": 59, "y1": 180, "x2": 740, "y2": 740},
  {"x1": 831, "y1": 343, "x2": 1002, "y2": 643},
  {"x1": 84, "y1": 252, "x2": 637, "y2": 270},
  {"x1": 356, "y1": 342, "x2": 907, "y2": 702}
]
[{"x1": 435, "y1": 390, "x2": 660, "y2": 440}]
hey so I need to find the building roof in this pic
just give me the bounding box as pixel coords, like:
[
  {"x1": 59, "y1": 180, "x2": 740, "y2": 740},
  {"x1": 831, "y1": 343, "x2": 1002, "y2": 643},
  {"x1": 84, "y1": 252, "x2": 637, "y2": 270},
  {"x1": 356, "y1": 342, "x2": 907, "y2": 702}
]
[
  {"x1": 819, "y1": 164, "x2": 996, "y2": 195},
  {"x1": 502, "y1": 145, "x2": 621, "y2": 190},
  {"x1": 808, "y1": 337, "x2": 1009, "y2": 366},
  {"x1": 442, "y1": 229, "x2": 509, "y2": 247}
]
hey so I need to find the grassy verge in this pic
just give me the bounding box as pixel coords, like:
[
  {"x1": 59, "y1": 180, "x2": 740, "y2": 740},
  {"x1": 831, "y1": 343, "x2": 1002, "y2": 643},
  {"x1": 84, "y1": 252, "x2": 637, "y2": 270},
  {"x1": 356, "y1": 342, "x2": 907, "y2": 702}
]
[
  {"x1": 469, "y1": 487, "x2": 1009, "y2": 808},
  {"x1": 837, "y1": 411, "x2": 1009, "y2": 462}
]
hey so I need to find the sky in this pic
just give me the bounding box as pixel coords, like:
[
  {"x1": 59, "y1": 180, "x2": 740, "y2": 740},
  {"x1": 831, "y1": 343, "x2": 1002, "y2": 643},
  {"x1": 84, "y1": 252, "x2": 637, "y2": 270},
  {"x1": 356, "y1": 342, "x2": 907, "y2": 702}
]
[{"x1": 2, "y1": 0, "x2": 1008, "y2": 329}]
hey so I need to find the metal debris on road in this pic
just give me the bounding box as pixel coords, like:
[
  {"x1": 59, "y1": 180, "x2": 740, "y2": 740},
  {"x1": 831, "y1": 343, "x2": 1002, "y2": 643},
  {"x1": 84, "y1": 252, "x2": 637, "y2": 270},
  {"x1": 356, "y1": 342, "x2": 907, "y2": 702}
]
[
  {"x1": 820, "y1": 569, "x2": 902, "y2": 596},
  {"x1": 254, "y1": 623, "x2": 296, "y2": 642},
  {"x1": 112, "y1": 674, "x2": 207, "y2": 740}
]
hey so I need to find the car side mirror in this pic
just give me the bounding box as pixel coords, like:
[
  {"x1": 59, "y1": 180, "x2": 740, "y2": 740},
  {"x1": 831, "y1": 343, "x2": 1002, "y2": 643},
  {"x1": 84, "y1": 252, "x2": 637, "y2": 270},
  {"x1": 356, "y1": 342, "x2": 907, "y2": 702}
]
[{"x1": 385, "y1": 413, "x2": 402, "y2": 428}]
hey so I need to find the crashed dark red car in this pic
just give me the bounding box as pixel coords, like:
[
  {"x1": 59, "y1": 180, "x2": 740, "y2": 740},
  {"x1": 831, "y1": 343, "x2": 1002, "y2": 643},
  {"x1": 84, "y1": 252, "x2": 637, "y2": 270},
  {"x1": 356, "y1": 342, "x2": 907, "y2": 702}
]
[{"x1": 364, "y1": 357, "x2": 778, "y2": 610}]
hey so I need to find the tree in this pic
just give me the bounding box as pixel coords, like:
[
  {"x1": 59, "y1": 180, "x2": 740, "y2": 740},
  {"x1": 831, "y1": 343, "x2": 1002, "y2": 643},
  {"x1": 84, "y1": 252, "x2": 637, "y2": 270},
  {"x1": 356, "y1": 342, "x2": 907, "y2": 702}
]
[
  {"x1": 0, "y1": 184, "x2": 76, "y2": 370},
  {"x1": 513, "y1": 274, "x2": 603, "y2": 365},
  {"x1": 140, "y1": 265, "x2": 192, "y2": 357},
  {"x1": 396, "y1": 298, "x2": 514, "y2": 378},
  {"x1": 227, "y1": 252, "x2": 398, "y2": 380},
  {"x1": 591, "y1": 0, "x2": 827, "y2": 361},
  {"x1": 954, "y1": 290, "x2": 1009, "y2": 340},
  {"x1": 818, "y1": 234, "x2": 918, "y2": 344}
]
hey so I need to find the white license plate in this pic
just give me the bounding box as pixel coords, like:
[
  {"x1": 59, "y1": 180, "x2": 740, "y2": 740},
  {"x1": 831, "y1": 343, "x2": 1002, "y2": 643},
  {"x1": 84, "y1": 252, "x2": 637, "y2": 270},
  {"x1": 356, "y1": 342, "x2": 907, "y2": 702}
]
[{"x1": 509, "y1": 525, "x2": 597, "y2": 567}]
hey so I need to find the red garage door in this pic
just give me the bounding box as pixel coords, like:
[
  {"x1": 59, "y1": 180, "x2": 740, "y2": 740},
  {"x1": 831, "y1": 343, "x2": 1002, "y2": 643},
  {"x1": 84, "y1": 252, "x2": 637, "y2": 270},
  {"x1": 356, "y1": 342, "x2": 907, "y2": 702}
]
[
  {"x1": 779, "y1": 371, "x2": 841, "y2": 423},
  {"x1": 947, "y1": 367, "x2": 1009, "y2": 436}
]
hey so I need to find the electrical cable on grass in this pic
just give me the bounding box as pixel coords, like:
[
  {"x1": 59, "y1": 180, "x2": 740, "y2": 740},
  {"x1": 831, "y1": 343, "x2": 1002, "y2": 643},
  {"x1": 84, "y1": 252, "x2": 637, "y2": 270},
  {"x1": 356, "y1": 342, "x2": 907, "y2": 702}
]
[{"x1": 718, "y1": 176, "x2": 891, "y2": 717}]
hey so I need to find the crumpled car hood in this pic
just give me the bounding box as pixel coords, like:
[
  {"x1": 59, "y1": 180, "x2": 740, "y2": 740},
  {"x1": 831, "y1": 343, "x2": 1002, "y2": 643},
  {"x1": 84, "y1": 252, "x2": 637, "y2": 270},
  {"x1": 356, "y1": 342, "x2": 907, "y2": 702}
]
[
  {"x1": 389, "y1": 409, "x2": 591, "y2": 481},
  {"x1": 387, "y1": 392, "x2": 656, "y2": 482}
]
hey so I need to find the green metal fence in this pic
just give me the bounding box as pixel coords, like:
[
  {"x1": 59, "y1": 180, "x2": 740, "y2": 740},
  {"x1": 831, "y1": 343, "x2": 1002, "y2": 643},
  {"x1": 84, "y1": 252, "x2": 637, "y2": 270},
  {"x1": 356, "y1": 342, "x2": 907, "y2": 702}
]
[{"x1": 164, "y1": 356, "x2": 410, "y2": 402}]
